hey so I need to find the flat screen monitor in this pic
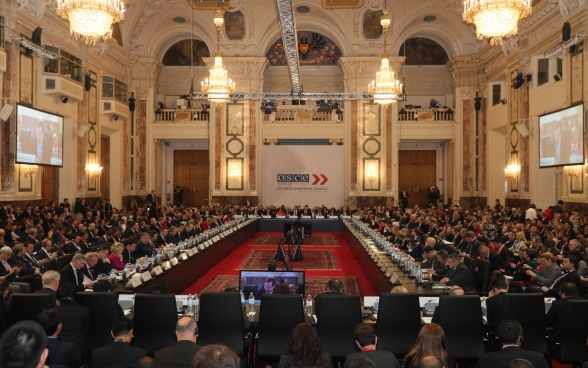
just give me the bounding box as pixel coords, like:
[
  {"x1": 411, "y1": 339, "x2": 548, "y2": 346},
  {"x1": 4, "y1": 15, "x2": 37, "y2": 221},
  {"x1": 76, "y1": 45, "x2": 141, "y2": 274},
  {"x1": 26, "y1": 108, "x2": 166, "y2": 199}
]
[
  {"x1": 15, "y1": 104, "x2": 64, "y2": 167},
  {"x1": 239, "y1": 270, "x2": 305, "y2": 300},
  {"x1": 539, "y1": 103, "x2": 584, "y2": 168}
]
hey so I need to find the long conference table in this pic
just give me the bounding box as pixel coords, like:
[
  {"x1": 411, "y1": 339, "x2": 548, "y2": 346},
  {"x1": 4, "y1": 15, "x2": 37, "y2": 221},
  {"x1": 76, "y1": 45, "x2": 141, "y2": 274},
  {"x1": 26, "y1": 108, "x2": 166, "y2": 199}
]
[{"x1": 111, "y1": 218, "x2": 440, "y2": 296}]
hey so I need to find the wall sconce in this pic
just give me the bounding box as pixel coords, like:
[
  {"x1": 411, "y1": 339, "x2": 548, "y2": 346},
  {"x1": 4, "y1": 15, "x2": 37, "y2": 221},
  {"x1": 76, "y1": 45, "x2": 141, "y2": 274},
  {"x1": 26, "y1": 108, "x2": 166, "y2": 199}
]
[
  {"x1": 21, "y1": 164, "x2": 39, "y2": 177},
  {"x1": 504, "y1": 164, "x2": 521, "y2": 179},
  {"x1": 85, "y1": 163, "x2": 103, "y2": 179},
  {"x1": 563, "y1": 165, "x2": 582, "y2": 177}
]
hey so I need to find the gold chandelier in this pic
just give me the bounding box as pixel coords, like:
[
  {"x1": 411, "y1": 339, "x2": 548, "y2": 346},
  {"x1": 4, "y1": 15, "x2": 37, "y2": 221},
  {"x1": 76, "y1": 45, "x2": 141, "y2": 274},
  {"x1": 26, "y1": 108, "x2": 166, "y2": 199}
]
[
  {"x1": 368, "y1": 8, "x2": 401, "y2": 105},
  {"x1": 504, "y1": 164, "x2": 521, "y2": 179},
  {"x1": 463, "y1": 0, "x2": 532, "y2": 46},
  {"x1": 57, "y1": 0, "x2": 125, "y2": 46},
  {"x1": 201, "y1": 7, "x2": 235, "y2": 103}
]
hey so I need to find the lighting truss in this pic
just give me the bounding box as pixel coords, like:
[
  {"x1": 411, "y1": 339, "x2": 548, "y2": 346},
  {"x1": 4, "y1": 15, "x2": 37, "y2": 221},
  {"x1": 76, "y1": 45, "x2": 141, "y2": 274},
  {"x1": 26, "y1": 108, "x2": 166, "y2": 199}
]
[
  {"x1": 190, "y1": 92, "x2": 376, "y2": 101},
  {"x1": 275, "y1": 0, "x2": 302, "y2": 94},
  {"x1": 19, "y1": 37, "x2": 58, "y2": 59},
  {"x1": 543, "y1": 31, "x2": 584, "y2": 58}
]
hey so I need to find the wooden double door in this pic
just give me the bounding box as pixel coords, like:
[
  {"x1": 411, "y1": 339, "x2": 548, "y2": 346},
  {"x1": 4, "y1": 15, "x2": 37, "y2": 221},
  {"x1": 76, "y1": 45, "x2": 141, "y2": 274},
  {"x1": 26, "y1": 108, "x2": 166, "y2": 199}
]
[
  {"x1": 398, "y1": 150, "x2": 437, "y2": 208},
  {"x1": 173, "y1": 150, "x2": 209, "y2": 207}
]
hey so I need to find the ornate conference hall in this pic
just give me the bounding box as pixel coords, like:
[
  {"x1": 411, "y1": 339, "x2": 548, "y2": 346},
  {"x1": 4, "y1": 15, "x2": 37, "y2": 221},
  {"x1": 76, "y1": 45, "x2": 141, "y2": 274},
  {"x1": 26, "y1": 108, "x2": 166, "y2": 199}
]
[{"x1": 0, "y1": 0, "x2": 588, "y2": 368}]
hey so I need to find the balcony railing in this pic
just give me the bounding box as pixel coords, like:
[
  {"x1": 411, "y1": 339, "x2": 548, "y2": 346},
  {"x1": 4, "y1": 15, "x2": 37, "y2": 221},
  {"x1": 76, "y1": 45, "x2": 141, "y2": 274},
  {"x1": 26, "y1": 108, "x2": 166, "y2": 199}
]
[
  {"x1": 154, "y1": 108, "x2": 209, "y2": 122},
  {"x1": 398, "y1": 107, "x2": 454, "y2": 122},
  {"x1": 263, "y1": 105, "x2": 342, "y2": 124}
]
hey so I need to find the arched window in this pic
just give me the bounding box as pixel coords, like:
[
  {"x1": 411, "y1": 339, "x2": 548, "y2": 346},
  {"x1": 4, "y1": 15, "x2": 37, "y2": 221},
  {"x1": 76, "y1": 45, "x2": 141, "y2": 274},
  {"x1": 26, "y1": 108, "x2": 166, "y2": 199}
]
[
  {"x1": 162, "y1": 40, "x2": 210, "y2": 66},
  {"x1": 399, "y1": 38, "x2": 449, "y2": 65}
]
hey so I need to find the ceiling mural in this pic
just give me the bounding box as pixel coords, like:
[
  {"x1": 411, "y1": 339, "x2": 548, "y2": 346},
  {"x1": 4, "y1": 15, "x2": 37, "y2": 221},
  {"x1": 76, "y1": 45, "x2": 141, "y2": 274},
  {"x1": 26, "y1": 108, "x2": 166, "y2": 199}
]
[
  {"x1": 162, "y1": 39, "x2": 211, "y2": 66},
  {"x1": 266, "y1": 31, "x2": 342, "y2": 66}
]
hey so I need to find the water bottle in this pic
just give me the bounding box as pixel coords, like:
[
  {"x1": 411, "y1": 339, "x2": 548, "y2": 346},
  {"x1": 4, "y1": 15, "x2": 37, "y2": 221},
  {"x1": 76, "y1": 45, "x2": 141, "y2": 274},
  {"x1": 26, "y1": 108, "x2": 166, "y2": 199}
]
[
  {"x1": 135, "y1": 259, "x2": 141, "y2": 271},
  {"x1": 481, "y1": 297, "x2": 487, "y2": 317},
  {"x1": 194, "y1": 293, "x2": 199, "y2": 314},
  {"x1": 109, "y1": 269, "x2": 116, "y2": 286},
  {"x1": 156, "y1": 250, "x2": 162, "y2": 263},
  {"x1": 187, "y1": 294, "x2": 194, "y2": 314},
  {"x1": 305, "y1": 294, "x2": 313, "y2": 316},
  {"x1": 248, "y1": 293, "x2": 255, "y2": 317},
  {"x1": 240, "y1": 292, "x2": 245, "y2": 304}
]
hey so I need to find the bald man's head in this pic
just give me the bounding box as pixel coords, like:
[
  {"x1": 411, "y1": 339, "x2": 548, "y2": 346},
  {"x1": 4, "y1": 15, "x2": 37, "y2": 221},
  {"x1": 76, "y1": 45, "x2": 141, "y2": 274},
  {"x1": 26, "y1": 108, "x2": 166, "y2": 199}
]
[{"x1": 175, "y1": 316, "x2": 197, "y2": 342}]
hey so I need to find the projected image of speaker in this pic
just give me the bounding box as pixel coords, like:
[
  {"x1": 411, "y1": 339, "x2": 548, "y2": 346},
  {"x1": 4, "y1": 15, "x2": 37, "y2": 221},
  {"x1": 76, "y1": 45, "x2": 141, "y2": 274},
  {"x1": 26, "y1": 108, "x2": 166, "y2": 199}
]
[
  {"x1": 15, "y1": 104, "x2": 64, "y2": 167},
  {"x1": 539, "y1": 103, "x2": 584, "y2": 168}
]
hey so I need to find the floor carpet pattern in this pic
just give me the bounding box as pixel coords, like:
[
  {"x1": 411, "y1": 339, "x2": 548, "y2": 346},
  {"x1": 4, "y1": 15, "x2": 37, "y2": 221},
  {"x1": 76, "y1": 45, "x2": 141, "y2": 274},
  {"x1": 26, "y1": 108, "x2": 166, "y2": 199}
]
[
  {"x1": 236, "y1": 249, "x2": 339, "y2": 270},
  {"x1": 250, "y1": 234, "x2": 339, "y2": 246}
]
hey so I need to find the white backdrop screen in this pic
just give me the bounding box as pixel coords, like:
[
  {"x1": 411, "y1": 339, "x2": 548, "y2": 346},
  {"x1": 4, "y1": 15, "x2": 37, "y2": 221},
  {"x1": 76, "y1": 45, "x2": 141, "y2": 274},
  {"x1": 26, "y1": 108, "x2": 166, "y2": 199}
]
[{"x1": 261, "y1": 146, "x2": 344, "y2": 207}]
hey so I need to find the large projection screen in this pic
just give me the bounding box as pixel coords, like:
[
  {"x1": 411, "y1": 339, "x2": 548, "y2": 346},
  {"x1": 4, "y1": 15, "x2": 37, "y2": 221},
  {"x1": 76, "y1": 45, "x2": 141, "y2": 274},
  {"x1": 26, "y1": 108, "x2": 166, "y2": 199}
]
[
  {"x1": 15, "y1": 104, "x2": 64, "y2": 167},
  {"x1": 262, "y1": 146, "x2": 344, "y2": 208},
  {"x1": 539, "y1": 103, "x2": 584, "y2": 168}
]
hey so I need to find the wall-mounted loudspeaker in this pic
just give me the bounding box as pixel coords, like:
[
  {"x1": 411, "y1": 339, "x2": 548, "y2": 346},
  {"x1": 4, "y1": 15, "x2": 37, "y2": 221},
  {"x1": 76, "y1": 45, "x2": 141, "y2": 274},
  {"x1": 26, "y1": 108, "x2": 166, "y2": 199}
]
[
  {"x1": 0, "y1": 104, "x2": 14, "y2": 122},
  {"x1": 60, "y1": 96, "x2": 69, "y2": 104},
  {"x1": 516, "y1": 123, "x2": 530, "y2": 137},
  {"x1": 512, "y1": 73, "x2": 525, "y2": 89},
  {"x1": 77, "y1": 124, "x2": 88, "y2": 137},
  {"x1": 84, "y1": 74, "x2": 91, "y2": 92}
]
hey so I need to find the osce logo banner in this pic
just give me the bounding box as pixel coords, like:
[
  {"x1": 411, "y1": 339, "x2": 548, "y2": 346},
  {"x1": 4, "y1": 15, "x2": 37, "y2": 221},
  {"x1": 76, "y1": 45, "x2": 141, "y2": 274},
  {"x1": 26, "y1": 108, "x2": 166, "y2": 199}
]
[{"x1": 262, "y1": 146, "x2": 344, "y2": 208}]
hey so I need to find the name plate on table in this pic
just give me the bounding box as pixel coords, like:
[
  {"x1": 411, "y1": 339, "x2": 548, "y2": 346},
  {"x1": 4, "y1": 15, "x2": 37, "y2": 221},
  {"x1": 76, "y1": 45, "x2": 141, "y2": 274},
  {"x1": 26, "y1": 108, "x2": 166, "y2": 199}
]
[
  {"x1": 390, "y1": 275, "x2": 402, "y2": 286},
  {"x1": 161, "y1": 261, "x2": 172, "y2": 271},
  {"x1": 192, "y1": 248, "x2": 199, "y2": 255},
  {"x1": 219, "y1": 233, "x2": 225, "y2": 239},
  {"x1": 234, "y1": 215, "x2": 243, "y2": 219},
  {"x1": 385, "y1": 270, "x2": 393, "y2": 278},
  {"x1": 341, "y1": 216, "x2": 351, "y2": 219},
  {"x1": 205, "y1": 240, "x2": 212, "y2": 248},
  {"x1": 151, "y1": 266, "x2": 163, "y2": 276},
  {"x1": 262, "y1": 215, "x2": 272, "y2": 218},
  {"x1": 301, "y1": 216, "x2": 311, "y2": 219},
  {"x1": 186, "y1": 249, "x2": 195, "y2": 256},
  {"x1": 170, "y1": 257, "x2": 179, "y2": 266},
  {"x1": 328, "y1": 216, "x2": 338, "y2": 219},
  {"x1": 198, "y1": 244, "x2": 205, "y2": 251},
  {"x1": 140, "y1": 271, "x2": 152, "y2": 283},
  {"x1": 126, "y1": 277, "x2": 142, "y2": 288},
  {"x1": 179, "y1": 253, "x2": 188, "y2": 261},
  {"x1": 213, "y1": 236, "x2": 220, "y2": 242},
  {"x1": 276, "y1": 215, "x2": 286, "y2": 219}
]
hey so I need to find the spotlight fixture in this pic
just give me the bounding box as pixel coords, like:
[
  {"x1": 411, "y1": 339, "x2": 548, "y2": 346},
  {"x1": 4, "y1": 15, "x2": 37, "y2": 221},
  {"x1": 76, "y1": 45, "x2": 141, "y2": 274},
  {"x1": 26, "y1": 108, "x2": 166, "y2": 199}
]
[
  {"x1": 553, "y1": 73, "x2": 562, "y2": 82},
  {"x1": 429, "y1": 99, "x2": 442, "y2": 108},
  {"x1": 500, "y1": 98, "x2": 508, "y2": 105},
  {"x1": 201, "y1": 103, "x2": 208, "y2": 114},
  {"x1": 112, "y1": 115, "x2": 119, "y2": 121},
  {"x1": 512, "y1": 73, "x2": 524, "y2": 89},
  {"x1": 317, "y1": 100, "x2": 333, "y2": 112},
  {"x1": 261, "y1": 101, "x2": 277, "y2": 114},
  {"x1": 60, "y1": 96, "x2": 69, "y2": 104}
]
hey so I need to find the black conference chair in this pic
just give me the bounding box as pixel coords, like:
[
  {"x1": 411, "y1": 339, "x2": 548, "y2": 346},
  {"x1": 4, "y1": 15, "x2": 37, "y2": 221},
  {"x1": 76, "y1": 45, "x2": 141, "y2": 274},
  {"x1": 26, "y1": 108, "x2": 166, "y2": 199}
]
[
  {"x1": 474, "y1": 258, "x2": 491, "y2": 294},
  {"x1": 132, "y1": 294, "x2": 177, "y2": 355},
  {"x1": 0, "y1": 297, "x2": 8, "y2": 335},
  {"x1": 198, "y1": 292, "x2": 248, "y2": 357},
  {"x1": 436, "y1": 295, "x2": 485, "y2": 362},
  {"x1": 316, "y1": 294, "x2": 363, "y2": 361},
  {"x1": 501, "y1": 294, "x2": 548, "y2": 356},
  {"x1": 10, "y1": 294, "x2": 54, "y2": 325},
  {"x1": 553, "y1": 299, "x2": 588, "y2": 365},
  {"x1": 75, "y1": 292, "x2": 121, "y2": 351},
  {"x1": 375, "y1": 293, "x2": 422, "y2": 358},
  {"x1": 256, "y1": 294, "x2": 305, "y2": 364},
  {"x1": 44, "y1": 258, "x2": 58, "y2": 271},
  {"x1": 57, "y1": 254, "x2": 75, "y2": 270}
]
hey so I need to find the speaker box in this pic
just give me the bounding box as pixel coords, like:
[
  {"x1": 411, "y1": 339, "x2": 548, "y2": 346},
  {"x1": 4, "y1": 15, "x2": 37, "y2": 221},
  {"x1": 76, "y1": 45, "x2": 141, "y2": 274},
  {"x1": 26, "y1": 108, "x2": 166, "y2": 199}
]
[
  {"x1": 516, "y1": 123, "x2": 530, "y2": 137},
  {"x1": 77, "y1": 124, "x2": 88, "y2": 137},
  {"x1": 0, "y1": 104, "x2": 14, "y2": 121},
  {"x1": 84, "y1": 74, "x2": 91, "y2": 92}
]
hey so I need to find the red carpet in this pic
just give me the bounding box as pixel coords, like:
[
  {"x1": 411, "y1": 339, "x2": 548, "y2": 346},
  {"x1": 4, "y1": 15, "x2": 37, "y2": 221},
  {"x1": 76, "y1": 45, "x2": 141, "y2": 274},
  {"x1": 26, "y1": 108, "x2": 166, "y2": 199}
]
[
  {"x1": 250, "y1": 234, "x2": 339, "y2": 246},
  {"x1": 236, "y1": 249, "x2": 339, "y2": 270},
  {"x1": 183, "y1": 232, "x2": 376, "y2": 297}
]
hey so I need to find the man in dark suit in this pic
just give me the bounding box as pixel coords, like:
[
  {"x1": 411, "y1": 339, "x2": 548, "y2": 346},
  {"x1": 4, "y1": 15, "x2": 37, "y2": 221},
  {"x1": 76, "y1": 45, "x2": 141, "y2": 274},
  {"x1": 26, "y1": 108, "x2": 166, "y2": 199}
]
[
  {"x1": 59, "y1": 253, "x2": 96, "y2": 291},
  {"x1": 36, "y1": 309, "x2": 81, "y2": 368},
  {"x1": 460, "y1": 231, "x2": 481, "y2": 257},
  {"x1": 154, "y1": 316, "x2": 201, "y2": 368},
  {"x1": 478, "y1": 319, "x2": 550, "y2": 368},
  {"x1": 134, "y1": 232, "x2": 155, "y2": 259},
  {"x1": 55, "y1": 283, "x2": 91, "y2": 362},
  {"x1": 314, "y1": 278, "x2": 344, "y2": 316},
  {"x1": 545, "y1": 283, "x2": 584, "y2": 357},
  {"x1": 343, "y1": 324, "x2": 399, "y2": 368},
  {"x1": 439, "y1": 253, "x2": 477, "y2": 292},
  {"x1": 90, "y1": 317, "x2": 147, "y2": 368},
  {"x1": 32, "y1": 122, "x2": 53, "y2": 164},
  {"x1": 478, "y1": 245, "x2": 506, "y2": 271},
  {"x1": 540, "y1": 255, "x2": 581, "y2": 297},
  {"x1": 147, "y1": 190, "x2": 157, "y2": 206},
  {"x1": 34, "y1": 270, "x2": 60, "y2": 307},
  {"x1": 254, "y1": 278, "x2": 276, "y2": 299}
]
